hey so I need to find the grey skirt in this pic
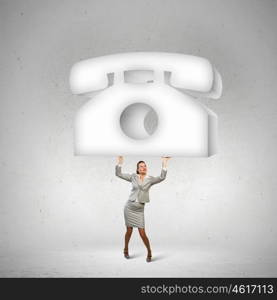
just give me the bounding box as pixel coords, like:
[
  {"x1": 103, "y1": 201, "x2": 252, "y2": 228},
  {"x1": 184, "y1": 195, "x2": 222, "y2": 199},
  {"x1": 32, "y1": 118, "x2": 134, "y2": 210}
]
[{"x1": 124, "y1": 200, "x2": 145, "y2": 228}]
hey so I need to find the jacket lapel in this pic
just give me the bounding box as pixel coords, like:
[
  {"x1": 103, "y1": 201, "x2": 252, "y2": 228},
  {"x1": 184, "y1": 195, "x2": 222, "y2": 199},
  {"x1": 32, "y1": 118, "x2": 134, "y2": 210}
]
[{"x1": 136, "y1": 174, "x2": 150, "y2": 186}]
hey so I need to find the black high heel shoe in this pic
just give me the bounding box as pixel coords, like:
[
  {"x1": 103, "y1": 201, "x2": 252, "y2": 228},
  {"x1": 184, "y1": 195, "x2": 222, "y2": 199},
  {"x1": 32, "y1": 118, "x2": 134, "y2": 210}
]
[
  {"x1": 123, "y1": 249, "x2": 130, "y2": 259},
  {"x1": 146, "y1": 253, "x2": 152, "y2": 262}
]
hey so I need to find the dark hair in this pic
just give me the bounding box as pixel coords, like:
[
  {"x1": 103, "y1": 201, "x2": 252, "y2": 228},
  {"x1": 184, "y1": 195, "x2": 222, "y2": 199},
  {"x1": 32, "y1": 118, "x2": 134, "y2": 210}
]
[{"x1": 136, "y1": 160, "x2": 146, "y2": 174}]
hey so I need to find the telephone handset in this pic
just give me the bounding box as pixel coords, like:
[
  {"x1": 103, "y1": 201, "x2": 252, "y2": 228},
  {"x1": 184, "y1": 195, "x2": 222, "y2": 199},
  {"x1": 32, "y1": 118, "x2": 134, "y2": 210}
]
[
  {"x1": 70, "y1": 52, "x2": 222, "y2": 98},
  {"x1": 69, "y1": 52, "x2": 223, "y2": 157}
]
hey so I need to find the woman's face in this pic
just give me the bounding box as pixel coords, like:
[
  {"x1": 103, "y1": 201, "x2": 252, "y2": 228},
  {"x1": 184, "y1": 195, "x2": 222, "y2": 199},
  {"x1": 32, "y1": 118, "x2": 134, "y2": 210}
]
[{"x1": 138, "y1": 162, "x2": 147, "y2": 175}]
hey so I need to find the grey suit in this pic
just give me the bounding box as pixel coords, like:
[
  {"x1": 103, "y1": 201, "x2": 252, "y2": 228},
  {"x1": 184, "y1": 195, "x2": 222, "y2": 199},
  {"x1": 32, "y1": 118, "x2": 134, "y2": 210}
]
[
  {"x1": 115, "y1": 164, "x2": 167, "y2": 228},
  {"x1": 115, "y1": 164, "x2": 167, "y2": 203}
]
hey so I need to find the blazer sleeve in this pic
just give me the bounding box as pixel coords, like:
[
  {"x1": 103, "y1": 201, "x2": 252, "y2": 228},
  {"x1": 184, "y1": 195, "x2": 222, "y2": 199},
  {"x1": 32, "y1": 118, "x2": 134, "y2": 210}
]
[
  {"x1": 115, "y1": 164, "x2": 132, "y2": 182},
  {"x1": 150, "y1": 168, "x2": 167, "y2": 185}
]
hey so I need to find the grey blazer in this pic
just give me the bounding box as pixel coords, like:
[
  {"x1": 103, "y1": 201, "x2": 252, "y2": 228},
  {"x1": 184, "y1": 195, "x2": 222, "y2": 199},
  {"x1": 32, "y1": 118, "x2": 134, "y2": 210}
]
[{"x1": 115, "y1": 164, "x2": 167, "y2": 203}]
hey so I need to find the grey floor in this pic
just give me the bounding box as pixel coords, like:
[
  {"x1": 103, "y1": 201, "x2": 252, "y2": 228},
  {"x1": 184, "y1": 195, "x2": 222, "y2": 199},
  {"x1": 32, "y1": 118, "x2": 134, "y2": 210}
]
[{"x1": 1, "y1": 244, "x2": 276, "y2": 277}]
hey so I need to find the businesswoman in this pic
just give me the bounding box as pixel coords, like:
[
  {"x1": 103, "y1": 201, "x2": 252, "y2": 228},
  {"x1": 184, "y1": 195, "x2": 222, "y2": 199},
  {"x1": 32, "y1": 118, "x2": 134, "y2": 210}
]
[{"x1": 115, "y1": 156, "x2": 170, "y2": 262}]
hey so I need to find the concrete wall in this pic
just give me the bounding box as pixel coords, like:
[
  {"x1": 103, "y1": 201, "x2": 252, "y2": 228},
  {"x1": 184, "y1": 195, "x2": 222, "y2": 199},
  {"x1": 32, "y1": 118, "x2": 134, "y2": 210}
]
[{"x1": 1, "y1": 0, "x2": 277, "y2": 271}]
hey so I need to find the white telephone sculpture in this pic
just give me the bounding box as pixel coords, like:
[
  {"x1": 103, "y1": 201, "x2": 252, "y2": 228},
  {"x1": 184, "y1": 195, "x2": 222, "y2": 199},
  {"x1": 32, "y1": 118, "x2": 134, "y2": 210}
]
[{"x1": 69, "y1": 52, "x2": 222, "y2": 157}]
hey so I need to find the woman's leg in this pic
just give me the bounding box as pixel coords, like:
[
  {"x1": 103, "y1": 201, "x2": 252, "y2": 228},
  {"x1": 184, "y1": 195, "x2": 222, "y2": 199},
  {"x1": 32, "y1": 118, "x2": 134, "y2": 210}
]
[
  {"x1": 138, "y1": 228, "x2": 152, "y2": 258},
  {"x1": 124, "y1": 226, "x2": 133, "y2": 254}
]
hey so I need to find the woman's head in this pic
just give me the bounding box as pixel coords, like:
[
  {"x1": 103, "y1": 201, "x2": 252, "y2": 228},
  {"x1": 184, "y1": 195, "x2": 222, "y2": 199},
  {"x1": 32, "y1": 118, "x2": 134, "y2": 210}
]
[{"x1": 136, "y1": 160, "x2": 147, "y2": 175}]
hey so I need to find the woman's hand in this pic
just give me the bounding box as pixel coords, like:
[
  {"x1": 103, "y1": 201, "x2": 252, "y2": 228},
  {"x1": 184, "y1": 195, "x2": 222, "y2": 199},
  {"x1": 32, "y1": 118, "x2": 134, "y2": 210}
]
[
  {"x1": 117, "y1": 156, "x2": 124, "y2": 165},
  {"x1": 161, "y1": 156, "x2": 171, "y2": 168}
]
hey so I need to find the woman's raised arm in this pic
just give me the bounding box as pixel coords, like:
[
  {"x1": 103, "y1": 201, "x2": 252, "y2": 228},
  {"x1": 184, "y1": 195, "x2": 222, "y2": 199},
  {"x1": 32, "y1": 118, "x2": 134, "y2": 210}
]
[
  {"x1": 115, "y1": 156, "x2": 132, "y2": 182},
  {"x1": 150, "y1": 157, "x2": 171, "y2": 185},
  {"x1": 161, "y1": 156, "x2": 171, "y2": 169}
]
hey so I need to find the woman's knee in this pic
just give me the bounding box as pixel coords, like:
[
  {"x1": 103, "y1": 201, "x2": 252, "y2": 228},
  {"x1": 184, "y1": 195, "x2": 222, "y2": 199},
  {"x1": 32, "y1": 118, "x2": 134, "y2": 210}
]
[
  {"x1": 126, "y1": 227, "x2": 133, "y2": 234},
  {"x1": 138, "y1": 228, "x2": 147, "y2": 238}
]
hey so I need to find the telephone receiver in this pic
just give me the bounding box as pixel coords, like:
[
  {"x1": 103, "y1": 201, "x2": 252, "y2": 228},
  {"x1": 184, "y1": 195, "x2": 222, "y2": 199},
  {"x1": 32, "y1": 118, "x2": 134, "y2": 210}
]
[
  {"x1": 70, "y1": 52, "x2": 222, "y2": 98},
  {"x1": 69, "y1": 52, "x2": 223, "y2": 157}
]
